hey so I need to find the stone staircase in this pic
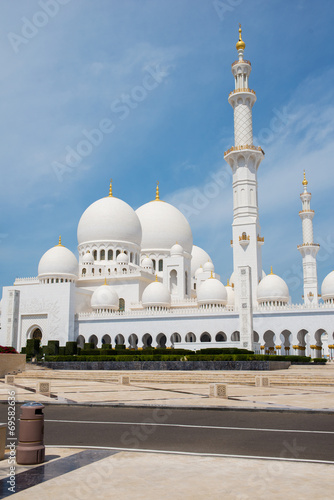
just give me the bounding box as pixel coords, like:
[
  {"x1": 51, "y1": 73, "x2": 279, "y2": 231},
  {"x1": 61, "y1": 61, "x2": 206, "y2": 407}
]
[{"x1": 13, "y1": 364, "x2": 334, "y2": 387}]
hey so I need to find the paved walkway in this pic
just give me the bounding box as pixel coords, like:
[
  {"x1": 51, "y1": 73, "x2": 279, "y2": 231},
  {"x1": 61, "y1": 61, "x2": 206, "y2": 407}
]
[{"x1": 0, "y1": 364, "x2": 333, "y2": 498}]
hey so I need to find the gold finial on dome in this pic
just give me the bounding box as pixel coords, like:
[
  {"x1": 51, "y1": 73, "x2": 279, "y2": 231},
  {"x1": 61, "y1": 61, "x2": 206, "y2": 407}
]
[
  {"x1": 227, "y1": 279, "x2": 230, "y2": 286},
  {"x1": 302, "y1": 170, "x2": 308, "y2": 187},
  {"x1": 270, "y1": 266, "x2": 274, "y2": 275},
  {"x1": 109, "y1": 179, "x2": 113, "y2": 197},
  {"x1": 104, "y1": 277, "x2": 107, "y2": 285},
  {"x1": 155, "y1": 181, "x2": 160, "y2": 201},
  {"x1": 155, "y1": 274, "x2": 158, "y2": 282},
  {"x1": 57, "y1": 235, "x2": 63, "y2": 247},
  {"x1": 236, "y1": 23, "x2": 246, "y2": 51},
  {"x1": 209, "y1": 270, "x2": 214, "y2": 279}
]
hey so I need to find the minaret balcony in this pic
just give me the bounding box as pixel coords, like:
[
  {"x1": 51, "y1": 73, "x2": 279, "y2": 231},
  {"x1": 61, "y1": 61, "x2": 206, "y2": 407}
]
[
  {"x1": 239, "y1": 233, "x2": 250, "y2": 247},
  {"x1": 257, "y1": 235, "x2": 264, "y2": 245},
  {"x1": 232, "y1": 59, "x2": 251, "y2": 67},
  {"x1": 299, "y1": 209, "x2": 314, "y2": 215},
  {"x1": 297, "y1": 243, "x2": 320, "y2": 248},
  {"x1": 224, "y1": 144, "x2": 264, "y2": 158},
  {"x1": 229, "y1": 88, "x2": 256, "y2": 97}
]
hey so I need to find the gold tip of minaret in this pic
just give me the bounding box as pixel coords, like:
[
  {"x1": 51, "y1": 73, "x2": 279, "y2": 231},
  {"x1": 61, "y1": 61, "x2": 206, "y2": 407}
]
[
  {"x1": 57, "y1": 235, "x2": 63, "y2": 247},
  {"x1": 302, "y1": 170, "x2": 308, "y2": 187},
  {"x1": 155, "y1": 181, "x2": 160, "y2": 201},
  {"x1": 270, "y1": 266, "x2": 274, "y2": 275},
  {"x1": 109, "y1": 179, "x2": 113, "y2": 197},
  {"x1": 236, "y1": 23, "x2": 246, "y2": 51}
]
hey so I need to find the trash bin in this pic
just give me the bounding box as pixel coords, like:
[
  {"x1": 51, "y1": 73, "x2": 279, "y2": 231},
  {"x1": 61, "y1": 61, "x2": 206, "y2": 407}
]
[{"x1": 16, "y1": 402, "x2": 45, "y2": 465}]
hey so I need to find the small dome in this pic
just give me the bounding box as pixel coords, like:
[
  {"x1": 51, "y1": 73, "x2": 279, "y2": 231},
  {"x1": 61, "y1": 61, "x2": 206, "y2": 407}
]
[
  {"x1": 197, "y1": 277, "x2": 227, "y2": 306},
  {"x1": 142, "y1": 257, "x2": 153, "y2": 269},
  {"x1": 116, "y1": 252, "x2": 129, "y2": 264},
  {"x1": 38, "y1": 240, "x2": 78, "y2": 279},
  {"x1": 203, "y1": 260, "x2": 214, "y2": 272},
  {"x1": 91, "y1": 283, "x2": 119, "y2": 310},
  {"x1": 321, "y1": 271, "x2": 334, "y2": 302},
  {"x1": 170, "y1": 243, "x2": 184, "y2": 256},
  {"x1": 191, "y1": 245, "x2": 212, "y2": 277},
  {"x1": 195, "y1": 266, "x2": 204, "y2": 278},
  {"x1": 257, "y1": 271, "x2": 289, "y2": 304},
  {"x1": 142, "y1": 280, "x2": 171, "y2": 308},
  {"x1": 82, "y1": 251, "x2": 94, "y2": 264},
  {"x1": 225, "y1": 281, "x2": 235, "y2": 306}
]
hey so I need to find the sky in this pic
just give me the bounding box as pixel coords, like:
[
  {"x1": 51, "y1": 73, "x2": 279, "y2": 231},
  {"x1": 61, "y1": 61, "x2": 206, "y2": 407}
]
[{"x1": 0, "y1": 0, "x2": 333, "y2": 303}]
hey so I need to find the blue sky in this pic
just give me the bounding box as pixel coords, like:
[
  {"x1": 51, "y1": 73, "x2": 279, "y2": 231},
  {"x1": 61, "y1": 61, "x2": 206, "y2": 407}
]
[{"x1": 0, "y1": 0, "x2": 333, "y2": 302}]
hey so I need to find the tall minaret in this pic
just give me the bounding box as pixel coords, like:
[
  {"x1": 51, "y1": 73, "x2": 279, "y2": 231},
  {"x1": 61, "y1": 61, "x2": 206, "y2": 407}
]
[
  {"x1": 297, "y1": 171, "x2": 320, "y2": 305},
  {"x1": 224, "y1": 25, "x2": 265, "y2": 303}
]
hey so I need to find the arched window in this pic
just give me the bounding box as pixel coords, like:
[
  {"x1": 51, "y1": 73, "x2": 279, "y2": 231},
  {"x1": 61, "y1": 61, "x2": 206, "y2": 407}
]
[
  {"x1": 32, "y1": 328, "x2": 42, "y2": 340},
  {"x1": 170, "y1": 270, "x2": 177, "y2": 294},
  {"x1": 185, "y1": 271, "x2": 188, "y2": 295},
  {"x1": 99, "y1": 268, "x2": 102, "y2": 275},
  {"x1": 116, "y1": 249, "x2": 121, "y2": 258},
  {"x1": 152, "y1": 259, "x2": 156, "y2": 271},
  {"x1": 93, "y1": 250, "x2": 97, "y2": 260},
  {"x1": 100, "y1": 249, "x2": 105, "y2": 260},
  {"x1": 92, "y1": 268, "x2": 95, "y2": 275},
  {"x1": 130, "y1": 252, "x2": 133, "y2": 263},
  {"x1": 82, "y1": 268, "x2": 86, "y2": 275},
  {"x1": 119, "y1": 298, "x2": 125, "y2": 311},
  {"x1": 159, "y1": 259, "x2": 163, "y2": 272},
  {"x1": 108, "y1": 249, "x2": 113, "y2": 260}
]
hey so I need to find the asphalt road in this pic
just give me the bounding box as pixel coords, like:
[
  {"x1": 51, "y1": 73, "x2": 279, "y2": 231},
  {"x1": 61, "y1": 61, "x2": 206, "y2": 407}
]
[{"x1": 1, "y1": 405, "x2": 333, "y2": 462}]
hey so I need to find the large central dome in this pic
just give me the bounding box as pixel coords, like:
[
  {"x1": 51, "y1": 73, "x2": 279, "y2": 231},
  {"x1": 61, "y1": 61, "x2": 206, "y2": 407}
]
[
  {"x1": 77, "y1": 195, "x2": 142, "y2": 246},
  {"x1": 136, "y1": 198, "x2": 193, "y2": 255}
]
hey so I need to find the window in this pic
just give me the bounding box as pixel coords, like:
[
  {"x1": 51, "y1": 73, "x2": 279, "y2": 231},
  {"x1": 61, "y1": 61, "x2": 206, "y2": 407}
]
[
  {"x1": 152, "y1": 259, "x2": 156, "y2": 271},
  {"x1": 116, "y1": 250, "x2": 121, "y2": 258},
  {"x1": 130, "y1": 252, "x2": 133, "y2": 263},
  {"x1": 119, "y1": 298, "x2": 125, "y2": 312},
  {"x1": 93, "y1": 250, "x2": 97, "y2": 260},
  {"x1": 82, "y1": 268, "x2": 86, "y2": 275},
  {"x1": 100, "y1": 249, "x2": 105, "y2": 260},
  {"x1": 108, "y1": 249, "x2": 113, "y2": 260},
  {"x1": 185, "y1": 271, "x2": 188, "y2": 295},
  {"x1": 158, "y1": 259, "x2": 163, "y2": 272}
]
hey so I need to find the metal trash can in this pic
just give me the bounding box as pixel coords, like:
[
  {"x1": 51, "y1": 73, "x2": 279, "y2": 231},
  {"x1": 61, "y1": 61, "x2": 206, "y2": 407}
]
[{"x1": 16, "y1": 402, "x2": 45, "y2": 465}]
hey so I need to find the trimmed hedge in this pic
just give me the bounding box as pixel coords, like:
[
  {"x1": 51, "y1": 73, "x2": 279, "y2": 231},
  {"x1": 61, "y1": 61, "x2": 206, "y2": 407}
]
[
  {"x1": 102, "y1": 344, "x2": 112, "y2": 350},
  {"x1": 26, "y1": 339, "x2": 40, "y2": 357},
  {"x1": 312, "y1": 358, "x2": 327, "y2": 363},
  {"x1": 195, "y1": 348, "x2": 254, "y2": 355},
  {"x1": 65, "y1": 342, "x2": 77, "y2": 356},
  {"x1": 43, "y1": 353, "x2": 311, "y2": 363},
  {"x1": 47, "y1": 340, "x2": 59, "y2": 355}
]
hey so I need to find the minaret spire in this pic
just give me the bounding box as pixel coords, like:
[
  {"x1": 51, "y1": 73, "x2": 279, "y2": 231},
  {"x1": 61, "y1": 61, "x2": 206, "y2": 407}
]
[
  {"x1": 297, "y1": 172, "x2": 320, "y2": 305},
  {"x1": 224, "y1": 26, "x2": 265, "y2": 304}
]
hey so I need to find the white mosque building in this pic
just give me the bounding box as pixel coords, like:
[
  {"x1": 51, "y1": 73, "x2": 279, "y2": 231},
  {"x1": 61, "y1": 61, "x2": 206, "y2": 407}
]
[{"x1": 1, "y1": 27, "x2": 333, "y2": 358}]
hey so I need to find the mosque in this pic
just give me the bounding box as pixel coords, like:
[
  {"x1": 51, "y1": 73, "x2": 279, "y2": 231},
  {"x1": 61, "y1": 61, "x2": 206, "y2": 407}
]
[{"x1": 1, "y1": 28, "x2": 333, "y2": 358}]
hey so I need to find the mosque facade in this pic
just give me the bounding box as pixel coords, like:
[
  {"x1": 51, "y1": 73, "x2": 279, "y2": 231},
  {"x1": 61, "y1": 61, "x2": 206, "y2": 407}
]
[{"x1": 1, "y1": 28, "x2": 333, "y2": 357}]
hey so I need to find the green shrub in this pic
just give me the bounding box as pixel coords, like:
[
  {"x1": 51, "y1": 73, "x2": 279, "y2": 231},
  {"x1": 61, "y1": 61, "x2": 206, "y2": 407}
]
[
  {"x1": 81, "y1": 349, "x2": 100, "y2": 356},
  {"x1": 47, "y1": 340, "x2": 59, "y2": 355},
  {"x1": 312, "y1": 358, "x2": 327, "y2": 363},
  {"x1": 195, "y1": 348, "x2": 253, "y2": 355},
  {"x1": 115, "y1": 344, "x2": 126, "y2": 350},
  {"x1": 20, "y1": 347, "x2": 26, "y2": 354},
  {"x1": 101, "y1": 343, "x2": 112, "y2": 350},
  {"x1": 59, "y1": 347, "x2": 66, "y2": 355},
  {"x1": 26, "y1": 339, "x2": 40, "y2": 357},
  {"x1": 65, "y1": 342, "x2": 77, "y2": 355},
  {"x1": 84, "y1": 343, "x2": 95, "y2": 350}
]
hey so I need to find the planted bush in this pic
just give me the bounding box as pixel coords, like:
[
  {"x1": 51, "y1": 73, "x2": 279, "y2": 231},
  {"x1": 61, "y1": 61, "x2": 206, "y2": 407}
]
[
  {"x1": 47, "y1": 340, "x2": 59, "y2": 355},
  {"x1": 26, "y1": 339, "x2": 40, "y2": 357},
  {"x1": 0, "y1": 345, "x2": 18, "y2": 354},
  {"x1": 65, "y1": 342, "x2": 77, "y2": 355}
]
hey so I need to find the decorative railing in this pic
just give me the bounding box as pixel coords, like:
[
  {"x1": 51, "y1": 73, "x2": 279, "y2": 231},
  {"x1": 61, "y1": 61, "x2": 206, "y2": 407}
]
[
  {"x1": 232, "y1": 59, "x2": 251, "y2": 67},
  {"x1": 14, "y1": 277, "x2": 39, "y2": 284},
  {"x1": 224, "y1": 145, "x2": 264, "y2": 157},
  {"x1": 229, "y1": 88, "x2": 256, "y2": 97}
]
